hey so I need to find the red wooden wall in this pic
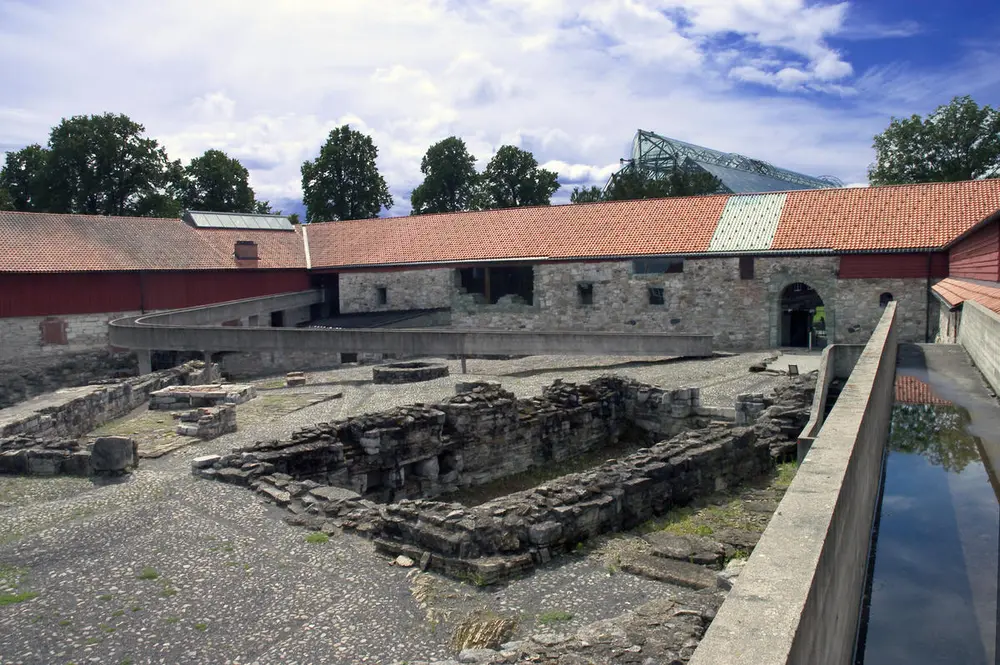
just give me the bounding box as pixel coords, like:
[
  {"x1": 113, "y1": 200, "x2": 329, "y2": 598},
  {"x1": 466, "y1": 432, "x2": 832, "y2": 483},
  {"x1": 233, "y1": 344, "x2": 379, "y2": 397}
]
[
  {"x1": 949, "y1": 222, "x2": 1000, "y2": 282},
  {"x1": 0, "y1": 270, "x2": 311, "y2": 317},
  {"x1": 838, "y1": 253, "x2": 949, "y2": 279}
]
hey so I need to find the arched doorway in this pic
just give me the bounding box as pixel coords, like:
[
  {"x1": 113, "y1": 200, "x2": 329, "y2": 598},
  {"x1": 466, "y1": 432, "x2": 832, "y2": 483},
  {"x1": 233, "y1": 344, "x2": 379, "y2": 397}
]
[{"x1": 780, "y1": 282, "x2": 825, "y2": 348}]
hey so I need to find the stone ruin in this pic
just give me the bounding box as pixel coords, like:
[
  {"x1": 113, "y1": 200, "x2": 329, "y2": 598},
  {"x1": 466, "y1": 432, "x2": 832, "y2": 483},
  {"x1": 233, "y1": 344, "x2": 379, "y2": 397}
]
[
  {"x1": 0, "y1": 361, "x2": 218, "y2": 477},
  {"x1": 173, "y1": 405, "x2": 237, "y2": 440},
  {"x1": 194, "y1": 374, "x2": 816, "y2": 582},
  {"x1": 148, "y1": 383, "x2": 256, "y2": 410},
  {"x1": 372, "y1": 361, "x2": 450, "y2": 384}
]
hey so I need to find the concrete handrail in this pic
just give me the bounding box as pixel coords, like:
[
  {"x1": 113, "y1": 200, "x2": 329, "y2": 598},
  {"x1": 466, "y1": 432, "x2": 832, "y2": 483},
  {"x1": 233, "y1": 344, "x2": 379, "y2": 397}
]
[
  {"x1": 796, "y1": 343, "x2": 865, "y2": 462},
  {"x1": 109, "y1": 291, "x2": 715, "y2": 358},
  {"x1": 689, "y1": 302, "x2": 898, "y2": 665}
]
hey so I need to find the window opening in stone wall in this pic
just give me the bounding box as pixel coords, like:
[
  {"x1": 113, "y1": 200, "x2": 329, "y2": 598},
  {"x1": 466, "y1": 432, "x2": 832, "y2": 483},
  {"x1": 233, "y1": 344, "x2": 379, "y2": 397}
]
[
  {"x1": 376, "y1": 286, "x2": 388, "y2": 305},
  {"x1": 740, "y1": 256, "x2": 755, "y2": 280},
  {"x1": 633, "y1": 258, "x2": 683, "y2": 274},
  {"x1": 578, "y1": 282, "x2": 594, "y2": 306},
  {"x1": 457, "y1": 265, "x2": 534, "y2": 305},
  {"x1": 648, "y1": 287, "x2": 665, "y2": 305},
  {"x1": 880, "y1": 292, "x2": 894, "y2": 308}
]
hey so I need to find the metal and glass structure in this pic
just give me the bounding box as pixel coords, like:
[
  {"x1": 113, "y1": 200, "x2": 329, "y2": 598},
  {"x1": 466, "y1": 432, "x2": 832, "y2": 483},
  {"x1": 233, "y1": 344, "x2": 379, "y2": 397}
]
[
  {"x1": 608, "y1": 130, "x2": 843, "y2": 194},
  {"x1": 182, "y1": 211, "x2": 295, "y2": 231}
]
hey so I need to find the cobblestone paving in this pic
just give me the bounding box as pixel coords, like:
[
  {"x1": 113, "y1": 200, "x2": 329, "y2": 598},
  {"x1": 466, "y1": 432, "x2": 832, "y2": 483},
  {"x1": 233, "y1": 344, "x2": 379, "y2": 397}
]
[{"x1": 0, "y1": 352, "x2": 785, "y2": 665}]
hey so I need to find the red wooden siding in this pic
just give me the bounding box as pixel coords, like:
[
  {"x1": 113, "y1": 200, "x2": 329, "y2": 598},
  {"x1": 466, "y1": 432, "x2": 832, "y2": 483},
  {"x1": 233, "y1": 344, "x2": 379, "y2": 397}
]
[
  {"x1": 837, "y1": 253, "x2": 949, "y2": 279},
  {"x1": 0, "y1": 270, "x2": 310, "y2": 317},
  {"x1": 0, "y1": 272, "x2": 142, "y2": 317},
  {"x1": 949, "y1": 222, "x2": 1000, "y2": 282},
  {"x1": 141, "y1": 270, "x2": 310, "y2": 310}
]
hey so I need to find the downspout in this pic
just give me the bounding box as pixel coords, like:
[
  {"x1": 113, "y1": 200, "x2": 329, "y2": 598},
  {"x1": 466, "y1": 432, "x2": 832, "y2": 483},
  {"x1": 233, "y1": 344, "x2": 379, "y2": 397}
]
[{"x1": 925, "y1": 252, "x2": 932, "y2": 343}]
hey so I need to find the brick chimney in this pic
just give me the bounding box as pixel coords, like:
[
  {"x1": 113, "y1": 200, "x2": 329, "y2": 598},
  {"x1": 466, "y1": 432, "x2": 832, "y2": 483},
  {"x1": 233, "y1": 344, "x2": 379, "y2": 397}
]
[{"x1": 234, "y1": 240, "x2": 259, "y2": 261}]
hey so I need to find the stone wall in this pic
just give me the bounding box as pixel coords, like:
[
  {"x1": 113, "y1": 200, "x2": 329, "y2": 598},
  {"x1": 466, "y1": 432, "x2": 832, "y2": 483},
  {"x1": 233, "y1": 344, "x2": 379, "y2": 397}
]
[
  {"x1": 0, "y1": 310, "x2": 143, "y2": 362},
  {"x1": 833, "y1": 277, "x2": 933, "y2": 345},
  {"x1": 198, "y1": 377, "x2": 709, "y2": 503},
  {"x1": 341, "y1": 258, "x2": 931, "y2": 350},
  {"x1": 339, "y1": 269, "x2": 453, "y2": 314},
  {"x1": 1, "y1": 361, "x2": 218, "y2": 476},
  {"x1": 0, "y1": 350, "x2": 140, "y2": 410},
  {"x1": 174, "y1": 405, "x2": 237, "y2": 440},
  {"x1": 0, "y1": 361, "x2": 218, "y2": 442}
]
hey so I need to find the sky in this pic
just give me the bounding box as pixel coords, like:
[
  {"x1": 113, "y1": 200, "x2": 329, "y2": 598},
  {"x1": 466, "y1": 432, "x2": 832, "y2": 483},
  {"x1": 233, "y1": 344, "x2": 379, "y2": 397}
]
[{"x1": 2, "y1": 0, "x2": 1000, "y2": 218}]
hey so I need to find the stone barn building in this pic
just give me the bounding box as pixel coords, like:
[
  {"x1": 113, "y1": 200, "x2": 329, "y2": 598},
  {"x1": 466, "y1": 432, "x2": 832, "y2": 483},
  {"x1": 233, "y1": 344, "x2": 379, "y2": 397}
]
[{"x1": 2, "y1": 179, "x2": 1000, "y2": 395}]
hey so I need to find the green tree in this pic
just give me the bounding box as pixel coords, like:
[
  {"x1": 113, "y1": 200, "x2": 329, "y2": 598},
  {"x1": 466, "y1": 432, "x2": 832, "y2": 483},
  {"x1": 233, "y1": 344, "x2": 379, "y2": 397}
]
[
  {"x1": 410, "y1": 137, "x2": 479, "y2": 215},
  {"x1": 479, "y1": 145, "x2": 560, "y2": 209},
  {"x1": 301, "y1": 125, "x2": 393, "y2": 222},
  {"x1": 287, "y1": 212, "x2": 301, "y2": 225},
  {"x1": 604, "y1": 168, "x2": 720, "y2": 201},
  {"x1": 44, "y1": 113, "x2": 178, "y2": 216},
  {"x1": 569, "y1": 185, "x2": 604, "y2": 204},
  {"x1": 0, "y1": 144, "x2": 50, "y2": 211},
  {"x1": 0, "y1": 186, "x2": 12, "y2": 211},
  {"x1": 180, "y1": 149, "x2": 271, "y2": 213},
  {"x1": 868, "y1": 95, "x2": 1000, "y2": 185}
]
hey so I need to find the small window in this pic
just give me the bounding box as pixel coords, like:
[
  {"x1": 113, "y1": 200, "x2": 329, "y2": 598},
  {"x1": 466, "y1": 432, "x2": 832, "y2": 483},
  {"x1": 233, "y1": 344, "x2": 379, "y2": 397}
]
[
  {"x1": 234, "y1": 240, "x2": 259, "y2": 260},
  {"x1": 578, "y1": 282, "x2": 594, "y2": 306},
  {"x1": 376, "y1": 287, "x2": 388, "y2": 305},
  {"x1": 633, "y1": 258, "x2": 684, "y2": 274},
  {"x1": 739, "y1": 256, "x2": 754, "y2": 280},
  {"x1": 879, "y1": 292, "x2": 893, "y2": 308},
  {"x1": 648, "y1": 287, "x2": 665, "y2": 306}
]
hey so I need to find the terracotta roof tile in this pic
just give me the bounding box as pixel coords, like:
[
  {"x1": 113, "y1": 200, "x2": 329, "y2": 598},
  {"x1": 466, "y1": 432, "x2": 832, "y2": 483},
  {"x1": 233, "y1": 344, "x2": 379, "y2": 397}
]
[
  {"x1": 305, "y1": 196, "x2": 729, "y2": 268},
  {"x1": 895, "y1": 376, "x2": 952, "y2": 405},
  {"x1": 932, "y1": 277, "x2": 1000, "y2": 314},
  {"x1": 0, "y1": 211, "x2": 307, "y2": 272},
  {"x1": 773, "y1": 180, "x2": 1000, "y2": 251}
]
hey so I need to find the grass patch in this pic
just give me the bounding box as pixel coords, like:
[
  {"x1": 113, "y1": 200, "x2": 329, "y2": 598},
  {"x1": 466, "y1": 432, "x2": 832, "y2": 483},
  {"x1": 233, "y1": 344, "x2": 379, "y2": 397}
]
[
  {"x1": 85, "y1": 637, "x2": 100, "y2": 645},
  {"x1": 774, "y1": 461, "x2": 798, "y2": 490},
  {"x1": 131, "y1": 605, "x2": 142, "y2": 612},
  {"x1": 59, "y1": 619, "x2": 72, "y2": 627},
  {"x1": 160, "y1": 585, "x2": 178, "y2": 597},
  {"x1": 537, "y1": 610, "x2": 574, "y2": 625},
  {"x1": 165, "y1": 616, "x2": 180, "y2": 624},
  {"x1": 111, "y1": 609, "x2": 125, "y2": 617},
  {"x1": 194, "y1": 622, "x2": 208, "y2": 632},
  {"x1": 304, "y1": 532, "x2": 329, "y2": 544},
  {"x1": 97, "y1": 594, "x2": 113, "y2": 601},
  {"x1": 137, "y1": 567, "x2": 159, "y2": 581},
  {"x1": 0, "y1": 591, "x2": 38, "y2": 606}
]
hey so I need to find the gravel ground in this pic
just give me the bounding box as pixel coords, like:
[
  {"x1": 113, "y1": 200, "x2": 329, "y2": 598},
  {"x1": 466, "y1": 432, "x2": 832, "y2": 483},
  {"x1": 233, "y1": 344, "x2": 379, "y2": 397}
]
[{"x1": 0, "y1": 352, "x2": 788, "y2": 665}]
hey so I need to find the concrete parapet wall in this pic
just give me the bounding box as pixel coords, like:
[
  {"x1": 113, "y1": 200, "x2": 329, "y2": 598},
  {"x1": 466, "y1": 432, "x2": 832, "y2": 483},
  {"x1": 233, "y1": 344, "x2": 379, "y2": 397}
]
[
  {"x1": 958, "y1": 300, "x2": 1000, "y2": 396},
  {"x1": 690, "y1": 302, "x2": 898, "y2": 665},
  {"x1": 797, "y1": 343, "x2": 865, "y2": 462}
]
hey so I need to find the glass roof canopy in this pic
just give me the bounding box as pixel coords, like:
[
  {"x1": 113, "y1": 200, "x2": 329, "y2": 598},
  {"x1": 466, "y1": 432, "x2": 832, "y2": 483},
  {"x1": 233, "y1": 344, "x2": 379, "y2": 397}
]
[
  {"x1": 607, "y1": 130, "x2": 844, "y2": 194},
  {"x1": 182, "y1": 211, "x2": 294, "y2": 231}
]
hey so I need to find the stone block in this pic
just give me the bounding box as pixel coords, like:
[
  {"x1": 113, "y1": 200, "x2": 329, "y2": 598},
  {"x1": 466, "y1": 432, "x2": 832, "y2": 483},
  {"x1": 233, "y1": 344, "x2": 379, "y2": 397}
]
[
  {"x1": 90, "y1": 436, "x2": 138, "y2": 474},
  {"x1": 192, "y1": 454, "x2": 221, "y2": 469}
]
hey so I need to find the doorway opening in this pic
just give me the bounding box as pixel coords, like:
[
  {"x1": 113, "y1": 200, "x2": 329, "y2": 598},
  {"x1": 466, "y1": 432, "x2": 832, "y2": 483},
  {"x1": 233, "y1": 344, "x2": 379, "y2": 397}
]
[{"x1": 780, "y1": 282, "x2": 825, "y2": 348}]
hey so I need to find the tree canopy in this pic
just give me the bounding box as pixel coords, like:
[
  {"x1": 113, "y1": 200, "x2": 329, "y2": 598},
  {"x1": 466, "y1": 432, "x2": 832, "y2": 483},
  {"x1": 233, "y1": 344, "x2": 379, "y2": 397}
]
[
  {"x1": 868, "y1": 95, "x2": 1000, "y2": 185},
  {"x1": 479, "y1": 145, "x2": 560, "y2": 209},
  {"x1": 569, "y1": 185, "x2": 603, "y2": 204},
  {"x1": 0, "y1": 186, "x2": 12, "y2": 211},
  {"x1": 301, "y1": 125, "x2": 393, "y2": 222},
  {"x1": 180, "y1": 149, "x2": 271, "y2": 213},
  {"x1": 0, "y1": 144, "x2": 49, "y2": 211},
  {"x1": 43, "y1": 113, "x2": 178, "y2": 217},
  {"x1": 410, "y1": 137, "x2": 479, "y2": 215},
  {"x1": 569, "y1": 168, "x2": 721, "y2": 204}
]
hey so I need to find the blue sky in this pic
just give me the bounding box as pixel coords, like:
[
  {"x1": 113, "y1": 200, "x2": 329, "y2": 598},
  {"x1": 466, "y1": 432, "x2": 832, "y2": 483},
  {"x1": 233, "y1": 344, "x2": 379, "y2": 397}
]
[{"x1": 1, "y1": 0, "x2": 999, "y2": 218}]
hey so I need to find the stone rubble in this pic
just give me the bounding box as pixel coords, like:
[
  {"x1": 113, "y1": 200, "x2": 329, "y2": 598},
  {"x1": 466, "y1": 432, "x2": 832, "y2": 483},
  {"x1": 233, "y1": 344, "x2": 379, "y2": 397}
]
[
  {"x1": 173, "y1": 404, "x2": 237, "y2": 440},
  {"x1": 148, "y1": 383, "x2": 256, "y2": 410}
]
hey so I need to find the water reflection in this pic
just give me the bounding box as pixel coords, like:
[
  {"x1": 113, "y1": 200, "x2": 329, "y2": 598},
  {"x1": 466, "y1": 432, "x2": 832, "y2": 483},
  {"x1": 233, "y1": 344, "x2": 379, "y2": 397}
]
[{"x1": 859, "y1": 376, "x2": 999, "y2": 665}]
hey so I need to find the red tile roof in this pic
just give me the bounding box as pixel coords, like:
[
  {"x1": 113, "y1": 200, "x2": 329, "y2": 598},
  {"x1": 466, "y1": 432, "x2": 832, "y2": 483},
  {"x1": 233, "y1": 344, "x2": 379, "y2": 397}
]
[
  {"x1": 0, "y1": 211, "x2": 307, "y2": 272},
  {"x1": 932, "y1": 277, "x2": 1000, "y2": 314},
  {"x1": 773, "y1": 180, "x2": 1000, "y2": 251},
  {"x1": 2, "y1": 180, "x2": 999, "y2": 273},
  {"x1": 305, "y1": 195, "x2": 729, "y2": 268},
  {"x1": 895, "y1": 376, "x2": 953, "y2": 405}
]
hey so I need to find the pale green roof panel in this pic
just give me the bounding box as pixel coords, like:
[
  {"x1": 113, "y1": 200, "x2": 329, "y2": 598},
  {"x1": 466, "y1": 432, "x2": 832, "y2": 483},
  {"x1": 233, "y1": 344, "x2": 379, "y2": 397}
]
[{"x1": 708, "y1": 193, "x2": 787, "y2": 252}]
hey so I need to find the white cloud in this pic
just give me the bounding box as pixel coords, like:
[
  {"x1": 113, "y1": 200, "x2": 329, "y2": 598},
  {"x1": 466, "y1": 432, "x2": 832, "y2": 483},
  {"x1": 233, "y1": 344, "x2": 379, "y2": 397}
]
[{"x1": 0, "y1": 0, "x2": 995, "y2": 216}]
